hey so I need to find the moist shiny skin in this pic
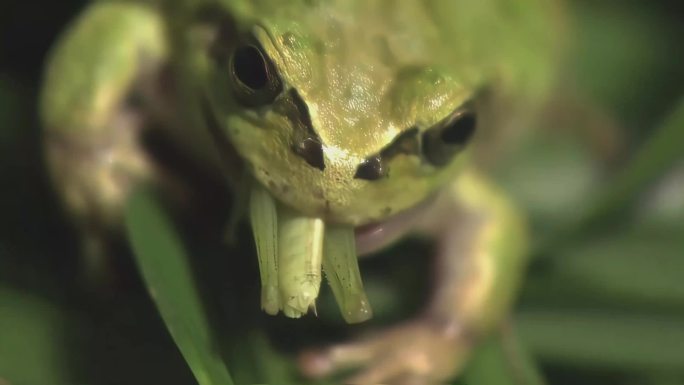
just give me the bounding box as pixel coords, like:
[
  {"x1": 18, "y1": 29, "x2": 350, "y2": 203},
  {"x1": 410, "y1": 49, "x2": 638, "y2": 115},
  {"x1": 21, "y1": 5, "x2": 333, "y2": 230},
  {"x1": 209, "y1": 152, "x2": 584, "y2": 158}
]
[
  {"x1": 199, "y1": 0, "x2": 562, "y2": 225},
  {"x1": 41, "y1": 0, "x2": 565, "y2": 383}
]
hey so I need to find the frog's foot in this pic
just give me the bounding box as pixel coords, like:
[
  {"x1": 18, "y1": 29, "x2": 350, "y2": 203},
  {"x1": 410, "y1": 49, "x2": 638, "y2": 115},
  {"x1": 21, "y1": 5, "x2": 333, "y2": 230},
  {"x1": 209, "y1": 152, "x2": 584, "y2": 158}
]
[
  {"x1": 45, "y1": 107, "x2": 154, "y2": 223},
  {"x1": 46, "y1": 113, "x2": 153, "y2": 290},
  {"x1": 299, "y1": 317, "x2": 473, "y2": 385}
]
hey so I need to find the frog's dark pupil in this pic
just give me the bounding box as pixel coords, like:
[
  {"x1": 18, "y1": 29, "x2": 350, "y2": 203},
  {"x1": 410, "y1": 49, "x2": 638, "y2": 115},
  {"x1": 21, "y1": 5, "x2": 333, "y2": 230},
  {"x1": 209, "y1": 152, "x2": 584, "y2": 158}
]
[
  {"x1": 440, "y1": 112, "x2": 477, "y2": 145},
  {"x1": 233, "y1": 45, "x2": 269, "y2": 89}
]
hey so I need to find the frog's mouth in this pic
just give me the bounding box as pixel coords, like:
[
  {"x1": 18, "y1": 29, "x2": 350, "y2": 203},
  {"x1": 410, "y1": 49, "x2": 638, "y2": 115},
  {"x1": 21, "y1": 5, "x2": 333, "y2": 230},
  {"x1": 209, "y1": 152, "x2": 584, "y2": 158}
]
[
  {"x1": 249, "y1": 176, "x2": 436, "y2": 324},
  {"x1": 354, "y1": 194, "x2": 434, "y2": 255},
  {"x1": 249, "y1": 180, "x2": 373, "y2": 324}
]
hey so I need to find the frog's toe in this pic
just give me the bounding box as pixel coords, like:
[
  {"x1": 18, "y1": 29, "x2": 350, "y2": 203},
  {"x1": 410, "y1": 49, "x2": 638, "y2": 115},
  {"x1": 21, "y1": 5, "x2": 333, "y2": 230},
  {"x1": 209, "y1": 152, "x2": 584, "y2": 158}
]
[
  {"x1": 298, "y1": 339, "x2": 381, "y2": 378},
  {"x1": 299, "y1": 318, "x2": 472, "y2": 384}
]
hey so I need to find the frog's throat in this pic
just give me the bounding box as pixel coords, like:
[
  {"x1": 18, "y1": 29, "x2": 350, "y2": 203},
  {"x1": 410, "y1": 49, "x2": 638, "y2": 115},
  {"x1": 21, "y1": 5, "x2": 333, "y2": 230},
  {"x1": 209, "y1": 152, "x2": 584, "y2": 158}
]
[
  {"x1": 354, "y1": 192, "x2": 435, "y2": 256},
  {"x1": 249, "y1": 180, "x2": 372, "y2": 323}
]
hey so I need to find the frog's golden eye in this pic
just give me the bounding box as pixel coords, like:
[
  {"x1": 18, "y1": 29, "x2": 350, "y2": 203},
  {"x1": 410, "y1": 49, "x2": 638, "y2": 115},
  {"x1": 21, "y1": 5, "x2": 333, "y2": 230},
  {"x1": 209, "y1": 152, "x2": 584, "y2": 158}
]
[
  {"x1": 422, "y1": 110, "x2": 477, "y2": 167},
  {"x1": 228, "y1": 43, "x2": 283, "y2": 107}
]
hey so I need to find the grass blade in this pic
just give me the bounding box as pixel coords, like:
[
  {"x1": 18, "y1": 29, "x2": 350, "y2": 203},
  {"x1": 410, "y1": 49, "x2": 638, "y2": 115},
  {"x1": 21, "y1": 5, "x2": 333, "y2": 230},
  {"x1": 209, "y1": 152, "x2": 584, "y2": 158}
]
[
  {"x1": 125, "y1": 185, "x2": 234, "y2": 385},
  {"x1": 581, "y1": 96, "x2": 684, "y2": 229},
  {"x1": 533, "y1": 96, "x2": 684, "y2": 256},
  {"x1": 461, "y1": 323, "x2": 547, "y2": 385},
  {"x1": 516, "y1": 310, "x2": 684, "y2": 371}
]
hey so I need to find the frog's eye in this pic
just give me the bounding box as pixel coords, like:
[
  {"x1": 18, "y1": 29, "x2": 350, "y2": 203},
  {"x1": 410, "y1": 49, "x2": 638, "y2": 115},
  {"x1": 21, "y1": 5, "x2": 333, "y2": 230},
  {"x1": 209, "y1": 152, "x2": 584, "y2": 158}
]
[
  {"x1": 422, "y1": 110, "x2": 477, "y2": 166},
  {"x1": 229, "y1": 44, "x2": 283, "y2": 107},
  {"x1": 233, "y1": 46, "x2": 268, "y2": 88}
]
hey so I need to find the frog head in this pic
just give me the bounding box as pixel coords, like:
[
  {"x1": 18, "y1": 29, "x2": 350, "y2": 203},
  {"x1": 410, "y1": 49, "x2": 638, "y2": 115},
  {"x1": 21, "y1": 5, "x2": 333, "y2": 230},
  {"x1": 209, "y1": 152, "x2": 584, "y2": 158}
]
[{"x1": 201, "y1": 1, "x2": 481, "y2": 226}]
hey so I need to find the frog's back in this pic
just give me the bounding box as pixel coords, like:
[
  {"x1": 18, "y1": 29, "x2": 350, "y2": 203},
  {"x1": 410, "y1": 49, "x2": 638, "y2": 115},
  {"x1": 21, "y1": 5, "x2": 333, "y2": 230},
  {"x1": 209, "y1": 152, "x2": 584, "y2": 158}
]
[
  {"x1": 211, "y1": 0, "x2": 565, "y2": 164},
  {"x1": 216, "y1": 0, "x2": 564, "y2": 100}
]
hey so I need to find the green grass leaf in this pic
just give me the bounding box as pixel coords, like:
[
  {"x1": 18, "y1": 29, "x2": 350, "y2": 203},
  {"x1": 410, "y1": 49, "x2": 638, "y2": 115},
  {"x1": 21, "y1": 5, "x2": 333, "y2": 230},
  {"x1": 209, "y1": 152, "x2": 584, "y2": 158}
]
[
  {"x1": 582, "y1": 96, "x2": 684, "y2": 228},
  {"x1": 516, "y1": 310, "x2": 684, "y2": 372},
  {"x1": 460, "y1": 324, "x2": 547, "y2": 385},
  {"x1": 534, "y1": 96, "x2": 684, "y2": 256},
  {"x1": 524, "y1": 226, "x2": 684, "y2": 309},
  {"x1": 125, "y1": 185, "x2": 234, "y2": 385},
  {"x1": 0, "y1": 287, "x2": 74, "y2": 385}
]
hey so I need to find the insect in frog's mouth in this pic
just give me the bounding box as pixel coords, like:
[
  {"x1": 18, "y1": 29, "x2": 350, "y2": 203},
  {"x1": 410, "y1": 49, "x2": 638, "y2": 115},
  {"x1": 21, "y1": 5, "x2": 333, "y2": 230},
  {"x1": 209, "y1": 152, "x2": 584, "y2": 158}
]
[
  {"x1": 249, "y1": 179, "x2": 373, "y2": 324},
  {"x1": 249, "y1": 177, "x2": 436, "y2": 324}
]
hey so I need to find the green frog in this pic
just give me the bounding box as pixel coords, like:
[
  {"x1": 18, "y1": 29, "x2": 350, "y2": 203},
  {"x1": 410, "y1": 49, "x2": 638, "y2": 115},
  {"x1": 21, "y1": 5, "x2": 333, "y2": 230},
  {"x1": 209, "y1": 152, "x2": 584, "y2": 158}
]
[{"x1": 41, "y1": 0, "x2": 565, "y2": 383}]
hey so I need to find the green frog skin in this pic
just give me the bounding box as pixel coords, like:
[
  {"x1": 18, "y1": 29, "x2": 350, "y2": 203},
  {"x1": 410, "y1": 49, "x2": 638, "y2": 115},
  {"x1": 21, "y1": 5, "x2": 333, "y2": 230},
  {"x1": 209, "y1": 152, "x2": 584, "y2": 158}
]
[{"x1": 41, "y1": 1, "x2": 565, "y2": 383}]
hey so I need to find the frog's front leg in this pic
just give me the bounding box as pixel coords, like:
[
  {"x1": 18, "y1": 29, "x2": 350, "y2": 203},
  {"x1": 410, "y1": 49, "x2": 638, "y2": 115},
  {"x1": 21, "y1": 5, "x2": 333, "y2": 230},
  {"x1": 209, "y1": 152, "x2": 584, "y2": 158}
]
[
  {"x1": 300, "y1": 170, "x2": 529, "y2": 385},
  {"x1": 41, "y1": 2, "x2": 168, "y2": 281}
]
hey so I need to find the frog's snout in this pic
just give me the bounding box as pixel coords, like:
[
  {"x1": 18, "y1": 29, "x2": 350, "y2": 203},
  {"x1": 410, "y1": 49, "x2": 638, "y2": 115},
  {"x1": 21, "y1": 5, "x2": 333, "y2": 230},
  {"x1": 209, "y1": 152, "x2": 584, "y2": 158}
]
[{"x1": 293, "y1": 140, "x2": 386, "y2": 182}]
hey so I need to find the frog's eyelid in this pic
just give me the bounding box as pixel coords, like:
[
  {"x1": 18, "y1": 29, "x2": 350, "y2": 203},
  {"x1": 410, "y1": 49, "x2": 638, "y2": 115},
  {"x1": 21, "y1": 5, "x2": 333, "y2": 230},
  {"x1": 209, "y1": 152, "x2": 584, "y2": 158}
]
[
  {"x1": 372, "y1": 99, "x2": 477, "y2": 169},
  {"x1": 222, "y1": 39, "x2": 284, "y2": 107},
  {"x1": 439, "y1": 112, "x2": 477, "y2": 145},
  {"x1": 421, "y1": 108, "x2": 478, "y2": 167},
  {"x1": 380, "y1": 126, "x2": 421, "y2": 158}
]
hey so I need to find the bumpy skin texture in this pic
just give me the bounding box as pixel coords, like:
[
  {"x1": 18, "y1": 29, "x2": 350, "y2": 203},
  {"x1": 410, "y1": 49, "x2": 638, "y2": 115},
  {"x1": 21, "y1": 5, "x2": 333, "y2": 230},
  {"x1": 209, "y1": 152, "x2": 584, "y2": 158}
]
[
  {"x1": 42, "y1": 0, "x2": 563, "y2": 383},
  {"x1": 196, "y1": 0, "x2": 562, "y2": 225}
]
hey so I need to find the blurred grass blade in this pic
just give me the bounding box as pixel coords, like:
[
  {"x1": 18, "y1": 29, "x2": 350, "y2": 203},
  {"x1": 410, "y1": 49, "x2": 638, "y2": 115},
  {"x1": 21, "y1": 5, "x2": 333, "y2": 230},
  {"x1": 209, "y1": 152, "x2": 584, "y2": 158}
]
[
  {"x1": 535, "y1": 96, "x2": 684, "y2": 255},
  {"x1": 525, "y1": 229, "x2": 684, "y2": 307},
  {"x1": 582, "y1": 96, "x2": 684, "y2": 225},
  {"x1": 125, "y1": 185, "x2": 234, "y2": 385},
  {"x1": 0, "y1": 287, "x2": 73, "y2": 385},
  {"x1": 516, "y1": 310, "x2": 684, "y2": 372},
  {"x1": 460, "y1": 323, "x2": 547, "y2": 385}
]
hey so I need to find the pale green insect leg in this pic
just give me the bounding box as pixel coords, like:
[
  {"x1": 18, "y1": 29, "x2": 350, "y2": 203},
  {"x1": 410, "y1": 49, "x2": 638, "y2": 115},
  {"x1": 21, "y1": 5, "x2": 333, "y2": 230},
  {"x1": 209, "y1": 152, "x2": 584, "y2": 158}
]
[
  {"x1": 249, "y1": 181, "x2": 281, "y2": 315},
  {"x1": 277, "y1": 206, "x2": 324, "y2": 318},
  {"x1": 323, "y1": 225, "x2": 373, "y2": 324}
]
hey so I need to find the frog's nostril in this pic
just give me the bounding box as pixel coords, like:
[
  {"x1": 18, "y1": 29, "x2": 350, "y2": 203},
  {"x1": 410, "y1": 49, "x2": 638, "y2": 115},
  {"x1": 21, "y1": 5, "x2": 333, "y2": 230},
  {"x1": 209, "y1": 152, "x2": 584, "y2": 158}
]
[
  {"x1": 292, "y1": 138, "x2": 325, "y2": 171},
  {"x1": 354, "y1": 156, "x2": 386, "y2": 181}
]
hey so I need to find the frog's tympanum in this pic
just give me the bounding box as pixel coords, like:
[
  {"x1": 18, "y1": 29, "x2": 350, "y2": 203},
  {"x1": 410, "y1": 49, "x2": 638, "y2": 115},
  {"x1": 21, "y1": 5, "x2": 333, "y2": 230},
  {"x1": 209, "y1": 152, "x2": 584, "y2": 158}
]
[{"x1": 41, "y1": 1, "x2": 564, "y2": 383}]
